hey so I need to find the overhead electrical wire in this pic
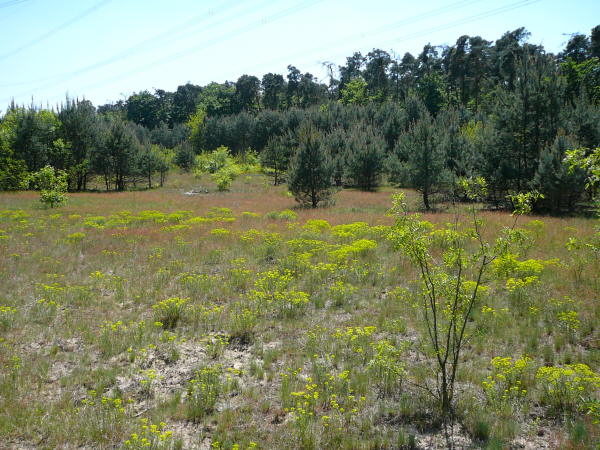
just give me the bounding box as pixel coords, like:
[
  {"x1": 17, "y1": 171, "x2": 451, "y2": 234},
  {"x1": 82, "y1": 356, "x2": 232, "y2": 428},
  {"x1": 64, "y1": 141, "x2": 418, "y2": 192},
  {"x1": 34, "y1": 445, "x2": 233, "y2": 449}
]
[
  {"x1": 238, "y1": 0, "x2": 486, "y2": 77},
  {"x1": 0, "y1": 0, "x2": 271, "y2": 88},
  {"x1": 385, "y1": 0, "x2": 542, "y2": 46},
  {"x1": 0, "y1": 0, "x2": 30, "y2": 9},
  {"x1": 0, "y1": 0, "x2": 113, "y2": 61},
  {"x1": 296, "y1": 0, "x2": 543, "y2": 81},
  {"x1": 2, "y1": 0, "x2": 544, "y2": 104},
  {"x1": 57, "y1": 0, "x2": 325, "y2": 99}
]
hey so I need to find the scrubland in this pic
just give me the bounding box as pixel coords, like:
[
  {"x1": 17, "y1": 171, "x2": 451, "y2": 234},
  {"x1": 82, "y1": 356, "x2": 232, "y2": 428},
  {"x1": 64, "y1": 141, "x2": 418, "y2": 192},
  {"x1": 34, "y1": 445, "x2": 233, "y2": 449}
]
[{"x1": 0, "y1": 174, "x2": 598, "y2": 449}]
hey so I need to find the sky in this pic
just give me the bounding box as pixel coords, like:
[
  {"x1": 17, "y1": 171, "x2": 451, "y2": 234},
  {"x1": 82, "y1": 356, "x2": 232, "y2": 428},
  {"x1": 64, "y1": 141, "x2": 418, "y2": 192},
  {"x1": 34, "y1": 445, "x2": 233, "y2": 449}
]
[{"x1": 0, "y1": 0, "x2": 598, "y2": 110}]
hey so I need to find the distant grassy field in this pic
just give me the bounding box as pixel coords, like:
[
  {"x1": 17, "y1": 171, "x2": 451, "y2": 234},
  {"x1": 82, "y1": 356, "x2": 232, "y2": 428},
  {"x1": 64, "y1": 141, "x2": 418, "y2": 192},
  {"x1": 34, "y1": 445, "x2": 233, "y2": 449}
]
[{"x1": 0, "y1": 173, "x2": 598, "y2": 449}]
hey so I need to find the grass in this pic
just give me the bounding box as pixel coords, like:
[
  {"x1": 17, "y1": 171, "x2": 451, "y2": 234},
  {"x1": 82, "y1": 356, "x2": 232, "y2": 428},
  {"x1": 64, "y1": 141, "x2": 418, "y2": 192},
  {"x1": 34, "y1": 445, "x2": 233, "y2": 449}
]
[{"x1": 0, "y1": 172, "x2": 598, "y2": 449}]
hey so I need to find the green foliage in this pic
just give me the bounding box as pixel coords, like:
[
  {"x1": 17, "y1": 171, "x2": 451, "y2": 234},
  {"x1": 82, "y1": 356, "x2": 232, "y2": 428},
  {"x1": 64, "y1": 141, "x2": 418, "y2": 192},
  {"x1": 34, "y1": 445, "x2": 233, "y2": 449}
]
[
  {"x1": 416, "y1": 72, "x2": 446, "y2": 116},
  {"x1": 186, "y1": 105, "x2": 207, "y2": 152},
  {"x1": 565, "y1": 146, "x2": 600, "y2": 212},
  {"x1": 58, "y1": 97, "x2": 99, "y2": 190},
  {"x1": 185, "y1": 366, "x2": 222, "y2": 422},
  {"x1": 0, "y1": 152, "x2": 27, "y2": 191},
  {"x1": 367, "y1": 340, "x2": 407, "y2": 396},
  {"x1": 92, "y1": 117, "x2": 138, "y2": 191},
  {"x1": 533, "y1": 136, "x2": 586, "y2": 212},
  {"x1": 195, "y1": 146, "x2": 232, "y2": 174},
  {"x1": 123, "y1": 418, "x2": 176, "y2": 449},
  {"x1": 211, "y1": 165, "x2": 241, "y2": 192},
  {"x1": 339, "y1": 77, "x2": 370, "y2": 105},
  {"x1": 390, "y1": 114, "x2": 450, "y2": 209},
  {"x1": 328, "y1": 239, "x2": 377, "y2": 262},
  {"x1": 152, "y1": 297, "x2": 189, "y2": 329},
  {"x1": 458, "y1": 176, "x2": 487, "y2": 200},
  {"x1": 536, "y1": 364, "x2": 600, "y2": 419},
  {"x1": 482, "y1": 356, "x2": 533, "y2": 410},
  {"x1": 136, "y1": 144, "x2": 170, "y2": 188},
  {"x1": 194, "y1": 146, "x2": 245, "y2": 191},
  {"x1": 0, "y1": 115, "x2": 28, "y2": 190},
  {"x1": 29, "y1": 165, "x2": 68, "y2": 208},
  {"x1": 387, "y1": 186, "x2": 540, "y2": 416},
  {"x1": 265, "y1": 209, "x2": 298, "y2": 221},
  {"x1": 288, "y1": 124, "x2": 334, "y2": 208},
  {"x1": 345, "y1": 126, "x2": 386, "y2": 190},
  {"x1": 173, "y1": 142, "x2": 196, "y2": 171},
  {"x1": 261, "y1": 136, "x2": 293, "y2": 185},
  {"x1": 561, "y1": 57, "x2": 600, "y2": 104},
  {"x1": 508, "y1": 191, "x2": 544, "y2": 216}
]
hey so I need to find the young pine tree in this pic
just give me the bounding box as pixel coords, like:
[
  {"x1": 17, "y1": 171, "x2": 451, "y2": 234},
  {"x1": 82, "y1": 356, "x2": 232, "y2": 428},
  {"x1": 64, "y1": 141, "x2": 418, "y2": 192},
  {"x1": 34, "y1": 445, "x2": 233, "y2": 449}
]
[
  {"x1": 389, "y1": 113, "x2": 450, "y2": 209},
  {"x1": 287, "y1": 123, "x2": 334, "y2": 208},
  {"x1": 533, "y1": 135, "x2": 587, "y2": 212},
  {"x1": 323, "y1": 127, "x2": 348, "y2": 187},
  {"x1": 260, "y1": 135, "x2": 293, "y2": 185},
  {"x1": 345, "y1": 125, "x2": 386, "y2": 191}
]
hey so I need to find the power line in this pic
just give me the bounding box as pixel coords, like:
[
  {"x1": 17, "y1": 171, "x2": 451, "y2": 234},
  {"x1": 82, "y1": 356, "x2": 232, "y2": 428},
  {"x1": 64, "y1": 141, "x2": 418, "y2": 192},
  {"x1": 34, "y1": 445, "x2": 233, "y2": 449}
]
[
  {"x1": 0, "y1": 0, "x2": 30, "y2": 9},
  {"x1": 1, "y1": 0, "x2": 295, "y2": 104},
  {"x1": 2, "y1": 0, "x2": 544, "y2": 105},
  {"x1": 297, "y1": 0, "x2": 542, "y2": 77},
  {"x1": 386, "y1": 0, "x2": 542, "y2": 46},
  {"x1": 72, "y1": 0, "x2": 325, "y2": 97},
  {"x1": 0, "y1": 0, "x2": 269, "y2": 88},
  {"x1": 238, "y1": 0, "x2": 485, "y2": 77},
  {"x1": 0, "y1": 0, "x2": 113, "y2": 61}
]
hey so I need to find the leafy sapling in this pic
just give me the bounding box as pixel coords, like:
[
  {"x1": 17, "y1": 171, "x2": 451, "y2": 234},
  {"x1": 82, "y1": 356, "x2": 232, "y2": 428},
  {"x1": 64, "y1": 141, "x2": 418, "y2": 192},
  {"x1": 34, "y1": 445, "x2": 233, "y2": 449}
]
[
  {"x1": 28, "y1": 165, "x2": 69, "y2": 208},
  {"x1": 388, "y1": 178, "x2": 541, "y2": 420}
]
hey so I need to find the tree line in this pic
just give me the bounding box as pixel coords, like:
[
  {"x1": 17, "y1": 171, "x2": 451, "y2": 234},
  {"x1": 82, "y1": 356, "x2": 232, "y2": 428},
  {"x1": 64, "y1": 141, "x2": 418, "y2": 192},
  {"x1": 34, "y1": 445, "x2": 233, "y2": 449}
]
[{"x1": 1, "y1": 26, "x2": 599, "y2": 211}]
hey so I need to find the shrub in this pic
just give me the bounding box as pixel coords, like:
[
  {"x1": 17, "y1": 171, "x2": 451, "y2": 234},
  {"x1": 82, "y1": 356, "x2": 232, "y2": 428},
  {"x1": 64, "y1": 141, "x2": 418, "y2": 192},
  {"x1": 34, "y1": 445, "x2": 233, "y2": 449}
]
[
  {"x1": 367, "y1": 340, "x2": 407, "y2": 396},
  {"x1": 194, "y1": 147, "x2": 242, "y2": 191},
  {"x1": 536, "y1": 364, "x2": 600, "y2": 419},
  {"x1": 482, "y1": 356, "x2": 533, "y2": 410},
  {"x1": 29, "y1": 165, "x2": 68, "y2": 208},
  {"x1": 228, "y1": 304, "x2": 257, "y2": 343},
  {"x1": 152, "y1": 297, "x2": 189, "y2": 329},
  {"x1": 273, "y1": 290, "x2": 310, "y2": 318},
  {"x1": 195, "y1": 146, "x2": 231, "y2": 173},
  {"x1": 0, "y1": 305, "x2": 17, "y2": 330},
  {"x1": 328, "y1": 239, "x2": 377, "y2": 262},
  {"x1": 265, "y1": 209, "x2": 298, "y2": 221},
  {"x1": 123, "y1": 418, "x2": 176, "y2": 449},
  {"x1": 211, "y1": 164, "x2": 241, "y2": 191},
  {"x1": 185, "y1": 366, "x2": 222, "y2": 422}
]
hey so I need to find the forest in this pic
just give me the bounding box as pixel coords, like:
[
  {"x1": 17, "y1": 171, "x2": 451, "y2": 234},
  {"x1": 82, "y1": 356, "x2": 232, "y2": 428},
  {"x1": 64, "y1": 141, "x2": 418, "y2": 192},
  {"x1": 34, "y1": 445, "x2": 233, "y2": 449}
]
[{"x1": 1, "y1": 25, "x2": 600, "y2": 212}]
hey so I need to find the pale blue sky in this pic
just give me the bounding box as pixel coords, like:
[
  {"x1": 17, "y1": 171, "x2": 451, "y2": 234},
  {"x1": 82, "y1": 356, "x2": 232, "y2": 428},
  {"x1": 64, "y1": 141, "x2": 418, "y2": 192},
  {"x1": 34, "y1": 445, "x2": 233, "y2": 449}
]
[{"x1": 1, "y1": 0, "x2": 598, "y2": 110}]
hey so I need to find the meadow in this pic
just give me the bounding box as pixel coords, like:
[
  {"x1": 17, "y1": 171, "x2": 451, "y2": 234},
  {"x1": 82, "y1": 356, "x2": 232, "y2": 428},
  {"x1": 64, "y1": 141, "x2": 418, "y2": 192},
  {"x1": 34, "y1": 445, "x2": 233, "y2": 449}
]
[{"x1": 0, "y1": 173, "x2": 598, "y2": 449}]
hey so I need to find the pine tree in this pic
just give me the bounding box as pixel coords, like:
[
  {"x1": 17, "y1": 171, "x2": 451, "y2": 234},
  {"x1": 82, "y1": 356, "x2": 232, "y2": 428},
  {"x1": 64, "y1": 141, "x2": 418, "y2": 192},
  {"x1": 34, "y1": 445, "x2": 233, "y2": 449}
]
[
  {"x1": 93, "y1": 118, "x2": 138, "y2": 191},
  {"x1": 58, "y1": 97, "x2": 98, "y2": 190},
  {"x1": 533, "y1": 135, "x2": 586, "y2": 212},
  {"x1": 260, "y1": 135, "x2": 293, "y2": 185},
  {"x1": 287, "y1": 124, "x2": 334, "y2": 208},
  {"x1": 345, "y1": 126, "x2": 386, "y2": 191},
  {"x1": 322, "y1": 128, "x2": 347, "y2": 186},
  {"x1": 390, "y1": 113, "x2": 450, "y2": 209}
]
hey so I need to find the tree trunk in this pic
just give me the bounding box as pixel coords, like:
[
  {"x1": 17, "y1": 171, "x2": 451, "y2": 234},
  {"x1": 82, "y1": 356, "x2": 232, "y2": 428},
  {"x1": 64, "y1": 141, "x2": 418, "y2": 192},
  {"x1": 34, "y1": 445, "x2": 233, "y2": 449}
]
[{"x1": 423, "y1": 189, "x2": 431, "y2": 210}]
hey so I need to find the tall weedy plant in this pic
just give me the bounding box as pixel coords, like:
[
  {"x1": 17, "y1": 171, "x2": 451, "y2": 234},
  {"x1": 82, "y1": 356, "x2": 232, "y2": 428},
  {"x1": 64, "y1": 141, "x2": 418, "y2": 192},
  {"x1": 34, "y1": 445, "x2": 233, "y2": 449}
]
[{"x1": 388, "y1": 179, "x2": 541, "y2": 418}]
